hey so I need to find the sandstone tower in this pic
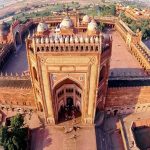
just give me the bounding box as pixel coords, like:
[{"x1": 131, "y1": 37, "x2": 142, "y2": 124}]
[{"x1": 26, "y1": 14, "x2": 112, "y2": 125}]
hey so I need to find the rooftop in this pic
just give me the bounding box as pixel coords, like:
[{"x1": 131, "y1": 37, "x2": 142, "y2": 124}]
[
  {"x1": 109, "y1": 30, "x2": 147, "y2": 77},
  {"x1": 0, "y1": 76, "x2": 31, "y2": 89}
]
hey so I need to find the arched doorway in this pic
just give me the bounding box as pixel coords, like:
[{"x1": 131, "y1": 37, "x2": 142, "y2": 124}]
[
  {"x1": 15, "y1": 32, "x2": 21, "y2": 46},
  {"x1": 53, "y1": 78, "x2": 82, "y2": 123},
  {"x1": 66, "y1": 97, "x2": 73, "y2": 107}
]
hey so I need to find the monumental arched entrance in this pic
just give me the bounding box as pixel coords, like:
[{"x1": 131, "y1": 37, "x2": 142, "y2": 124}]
[
  {"x1": 15, "y1": 32, "x2": 22, "y2": 47},
  {"x1": 53, "y1": 78, "x2": 82, "y2": 123}
]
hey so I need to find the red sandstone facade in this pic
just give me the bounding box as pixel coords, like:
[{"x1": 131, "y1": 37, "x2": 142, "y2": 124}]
[
  {"x1": 26, "y1": 13, "x2": 112, "y2": 124},
  {"x1": 1, "y1": 13, "x2": 149, "y2": 119}
]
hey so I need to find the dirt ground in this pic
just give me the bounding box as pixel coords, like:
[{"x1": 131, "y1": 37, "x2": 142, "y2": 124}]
[{"x1": 0, "y1": 0, "x2": 99, "y2": 17}]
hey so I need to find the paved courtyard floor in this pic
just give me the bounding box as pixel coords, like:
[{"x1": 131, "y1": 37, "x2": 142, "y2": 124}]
[
  {"x1": 31, "y1": 125, "x2": 96, "y2": 150},
  {"x1": 0, "y1": 110, "x2": 96, "y2": 150}
]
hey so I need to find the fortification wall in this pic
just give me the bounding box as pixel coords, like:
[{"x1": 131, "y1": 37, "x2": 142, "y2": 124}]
[
  {"x1": 0, "y1": 87, "x2": 36, "y2": 113},
  {"x1": 105, "y1": 86, "x2": 150, "y2": 115},
  {"x1": 0, "y1": 87, "x2": 35, "y2": 107},
  {"x1": 115, "y1": 19, "x2": 150, "y2": 74},
  {"x1": 0, "y1": 74, "x2": 36, "y2": 112}
]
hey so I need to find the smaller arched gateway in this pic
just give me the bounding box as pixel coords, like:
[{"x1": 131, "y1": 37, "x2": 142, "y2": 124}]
[
  {"x1": 53, "y1": 78, "x2": 82, "y2": 123},
  {"x1": 15, "y1": 32, "x2": 22, "y2": 47}
]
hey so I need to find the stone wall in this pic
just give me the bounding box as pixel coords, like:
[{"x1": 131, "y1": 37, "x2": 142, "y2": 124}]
[
  {"x1": 105, "y1": 86, "x2": 150, "y2": 115},
  {"x1": 0, "y1": 87, "x2": 36, "y2": 110},
  {"x1": 115, "y1": 19, "x2": 150, "y2": 74}
]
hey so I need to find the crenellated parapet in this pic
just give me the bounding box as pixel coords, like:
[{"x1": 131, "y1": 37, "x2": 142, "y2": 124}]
[
  {"x1": 0, "y1": 72, "x2": 31, "y2": 89},
  {"x1": 0, "y1": 73, "x2": 35, "y2": 112},
  {"x1": 35, "y1": 35, "x2": 100, "y2": 45},
  {"x1": 27, "y1": 34, "x2": 112, "y2": 54},
  {"x1": 115, "y1": 19, "x2": 150, "y2": 74},
  {"x1": 0, "y1": 72, "x2": 30, "y2": 79}
]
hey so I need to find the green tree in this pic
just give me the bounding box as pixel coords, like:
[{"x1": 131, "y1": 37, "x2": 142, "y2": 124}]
[
  {"x1": 109, "y1": 5, "x2": 116, "y2": 16},
  {"x1": 10, "y1": 114, "x2": 24, "y2": 128},
  {"x1": 98, "y1": 22, "x2": 105, "y2": 31},
  {"x1": 0, "y1": 114, "x2": 28, "y2": 150}
]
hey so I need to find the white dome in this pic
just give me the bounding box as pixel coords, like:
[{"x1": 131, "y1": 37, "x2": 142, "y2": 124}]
[
  {"x1": 60, "y1": 16, "x2": 74, "y2": 29},
  {"x1": 37, "y1": 22, "x2": 48, "y2": 33},
  {"x1": 83, "y1": 15, "x2": 90, "y2": 23},
  {"x1": 87, "y1": 19, "x2": 98, "y2": 31}
]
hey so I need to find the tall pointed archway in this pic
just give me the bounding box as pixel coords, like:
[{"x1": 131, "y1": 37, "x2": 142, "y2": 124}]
[
  {"x1": 15, "y1": 32, "x2": 22, "y2": 47},
  {"x1": 53, "y1": 78, "x2": 82, "y2": 124}
]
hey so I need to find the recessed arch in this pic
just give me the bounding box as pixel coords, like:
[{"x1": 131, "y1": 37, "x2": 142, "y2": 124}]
[
  {"x1": 15, "y1": 31, "x2": 21, "y2": 46},
  {"x1": 58, "y1": 100, "x2": 65, "y2": 112},
  {"x1": 53, "y1": 77, "x2": 83, "y2": 91},
  {"x1": 53, "y1": 78, "x2": 82, "y2": 124}
]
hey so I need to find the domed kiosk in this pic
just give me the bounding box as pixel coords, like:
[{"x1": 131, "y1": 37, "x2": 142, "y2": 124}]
[
  {"x1": 37, "y1": 22, "x2": 49, "y2": 35},
  {"x1": 82, "y1": 15, "x2": 90, "y2": 24},
  {"x1": 87, "y1": 19, "x2": 100, "y2": 36},
  {"x1": 60, "y1": 16, "x2": 74, "y2": 29},
  {"x1": 60, "y1": 16, "x2": 74, "y2": 35}
]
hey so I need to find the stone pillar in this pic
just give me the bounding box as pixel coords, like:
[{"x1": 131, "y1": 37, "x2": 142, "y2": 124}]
[{"x1": 41, "y1": 65, "x2": 55, "y2": 124}]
